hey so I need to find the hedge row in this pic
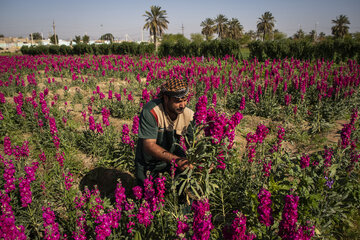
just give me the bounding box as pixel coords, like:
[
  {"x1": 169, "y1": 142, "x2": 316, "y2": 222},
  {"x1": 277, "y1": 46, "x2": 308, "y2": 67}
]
[
  {"x1": 20, "y1": 42, "x2": 155, "y2": 56},
  {"x1": 158, "y1": 39, "x2": 243, "y2": 59},
  {"x1": 248, "y1": 39, "x2": 360, "y2": 62},
  {"x1": 20, "y1": 39, "x2": 243, "y2": 59}
]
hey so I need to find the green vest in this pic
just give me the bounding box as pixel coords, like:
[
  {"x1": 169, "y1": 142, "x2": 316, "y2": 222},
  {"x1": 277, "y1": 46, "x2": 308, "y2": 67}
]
[{"x1": 135, "y1": 98, "x2": 194, "y2": 183}]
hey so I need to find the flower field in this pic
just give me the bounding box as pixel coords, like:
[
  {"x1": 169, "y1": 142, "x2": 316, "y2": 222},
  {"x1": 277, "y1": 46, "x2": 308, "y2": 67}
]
[{"x1": 0, "y1": 54, "x2": 359, "y2": 239}]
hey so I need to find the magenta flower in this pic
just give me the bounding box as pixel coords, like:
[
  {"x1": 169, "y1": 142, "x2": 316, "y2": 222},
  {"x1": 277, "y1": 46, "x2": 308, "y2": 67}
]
[
  {"x1": 0, "y1": 192, "x2": 27, "y2": 240},
  {"x1": 323, "y1": 147, "x2": 333, "y2": 168},
  {"x1": 194, "y1": 95, "x2": 208, "y2": 125},
  {"x1": 192, "y1": 198, "x2": 214, "y2": 240},
  {"x1": 278, "y1": 195, "x2": 299, "y2": 240},
  {"x1": 257, "y1": 188, "x2": 274, "y2": 227},
  {"x1": 42, "y1": 206, "x2": 61, "y2": 240},
  {"x1": 115, "y1": 182, "x2": 126, "y2": 212},
  {"x1": 211, "y1": 93, "x2": 217, "y2": 107},
  {"x1": 101, "y1": 107, "x2": 111, "y2": 127},
  {"x1": 223, "y1": 211, "x2": 256, "y2": 240},
  {"x1": 89, "y1": 115, "x2": 96, "y2": 131},
  {"x1": 176, "y1": 216, "x2": 190, "y2": 240},
  {"x1": 137, "y1": 202, "x2": 154, "y2": 227},
  {"x1": 72, "y1": 213, "x2": 87, "y2": 240},
  {"x1": 96, "y1": 123, "x2": 103, "y2": 134},
  {"x1": 144, "y1": 175, "x2": 157, "y2": 212},
  {"x1": 262, "y1": 160, "x2": 272, "y2": 177},
  {"x1": 2, "y1": 158, "x2": 16, "y2": 193},
  {"x1": 300, "y1": 154, "x2": 310, "y2": 169},
  {"x1": 284, "y1": 94, "x2": 291, "y2": 106},
  {"x1": 239, "y1": 96, "x2": 246, "y2": 111},
  {"x1": 132, "y1": 186, "x2": 143, "y2": 200},
  {"x1": 4, "y1": 136, "x2": 12, "y2": 156},
  {"x1": 131, "y1": 115, "x2": 139, "y2": 135},
  {"x1": 49, "y1": 117, "x2": 60, "y2": 149},
  {"x1": 142, "y1": 88, "x2": 150, "y2": 103},
  {"x1": 63, "y1": 171, "x2": 74, "y2": 191},
  {"x1": 155, "y1": 176, "x2": 166, "y2": 205}
]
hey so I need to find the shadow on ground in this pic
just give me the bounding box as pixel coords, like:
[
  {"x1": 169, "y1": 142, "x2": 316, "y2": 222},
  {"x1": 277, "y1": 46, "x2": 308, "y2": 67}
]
[{"x1": 79, "y1": 167, "x2": 136, "y2": 200}]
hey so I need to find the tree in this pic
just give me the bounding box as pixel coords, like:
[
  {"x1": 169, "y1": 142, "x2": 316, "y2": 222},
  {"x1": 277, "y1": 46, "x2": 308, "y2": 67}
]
[
  {"x1": 162, "y1": 33, "x2": 189, "y2": 44},
  {"x1": 307, "y1": 30, "x2": 316, "y2": 42},
  {"x1": 318, "y1": 32, "x2": 326, "y2": 41},
  {"x1": 100, "y1": 33, "x2": 114, "y2": 43},
  {"x1": 82, "y1": 35, "x2": 90, "y2": 44},
  {"x1": 257, "y1": 11, "x2": 275, "y2": 41},
  {"x1": 29, "y1": 32, "x2": 42, "y2": 40},
  {"x1": 331, "y1": 15, "x2": 350, "y2": 39},
  {"x1": 352, "y1": 32, "x2": 360, "y2": 42},
  {"x1": 73, "y1": 35, "x2": 81, "y2": 44},
  {"x1": 200, "y1": 18, "x2": 215, "y2": 41},
  {"x1": 245, "y1": 30, "x2": 258, "y2": 41},
  {"x1": 293, "y1": 29, "x2": 305, "y2": 40},
  {"x1": 143, "y1": 5, "x2": 169, "y2": 51},
  {"x1": 50, "y1": 34, "x2": 59, "y2": 44},
  {"x1": 214, "y1": 14, "x2": 228, "y2": 40},
  {"x1": 190, "y1": 33, "x2": 204, "y2": 44},
  {"x1": 273, "y1": 29, "x2": 287, "y2": 40},
  {"x1": 0, "y1": 34, "x2": 4, "y2": 38},
  {"x1": 227, "y1": 18, "x2": 243, "y2": 40}
]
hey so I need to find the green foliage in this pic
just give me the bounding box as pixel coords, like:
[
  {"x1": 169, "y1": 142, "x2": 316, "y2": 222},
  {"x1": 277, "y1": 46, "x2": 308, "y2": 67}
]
[
  {"x1": 82, "y1": 35, "x2": 90, "y2": 44},
  {"x1": 248, "y1": 38, "x2": 360, "y2": 61},
  {"x1": 190, "y1": 33, "x2": 204, "y2": 44},
  {"x1": 100, "y1": 33, "x2": 114, "y2": 43},
  {"x1": 29, "y1": 32, "x2": 42, "y2": 40},
  {"x1": 21, "y1": 42, "x2": 155, "y2": 56},
  {"x1": 50, "y1": 34, "x2": 59, "y2": 45},
  {"x1": 158, "y1": 39, "x2": 242, "y2": 59}
]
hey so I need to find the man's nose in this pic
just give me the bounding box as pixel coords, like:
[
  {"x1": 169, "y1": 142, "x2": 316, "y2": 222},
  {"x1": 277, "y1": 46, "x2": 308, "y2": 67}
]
[{"x1": 179, "y1": 101, "x2": 185, "y2": 108}]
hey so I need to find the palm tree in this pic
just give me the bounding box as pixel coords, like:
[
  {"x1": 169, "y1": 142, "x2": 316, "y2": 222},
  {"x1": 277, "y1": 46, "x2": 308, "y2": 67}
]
[
  {"x1": 143, "y1": 5, "x2": 169, "y2": 51},
  {"x1": 331, "y1": 15, "x2": 350, "y2": 39},
  {"x1": 227, "y1": 18, "x2": 243, "y2": 40},
  {"x1": 257, "y1": 11, "x2": 275, "y2": 41},
  {"x1": 201, "y1": 18, "x2": 215, "y2": 41},
  {"x1": 293, "y1": 29, "x2": 305, "y2": 40},
  {"x1": 214, "y1": 14, "x2": 228, "y2": 40},
  {"x1": 245, "y1": 30, "x2": 257, "y2": 41}
]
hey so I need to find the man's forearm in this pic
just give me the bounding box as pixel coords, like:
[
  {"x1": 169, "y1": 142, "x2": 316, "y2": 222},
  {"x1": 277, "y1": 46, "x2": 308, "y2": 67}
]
[{"x1": 143, "y1": 141, "x2": 182, "y2": 164}]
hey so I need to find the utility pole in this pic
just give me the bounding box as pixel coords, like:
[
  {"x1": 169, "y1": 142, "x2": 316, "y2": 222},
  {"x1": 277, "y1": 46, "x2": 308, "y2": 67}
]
[
  {"x1": 53, "y1": 20, "x2": 57, "y2": 45},
  {"x1": 31, "y1": 33, "x2": 33, "y2": 45},
  {"x1": 181, "y1": 24, "x2": 184, "y2": 36},
  {"x1": 315, "y1": 22, "x2": 319, "y2": 42},
  {"x1": 141, "y1": 27, "x2": 144, "y2": 42}
]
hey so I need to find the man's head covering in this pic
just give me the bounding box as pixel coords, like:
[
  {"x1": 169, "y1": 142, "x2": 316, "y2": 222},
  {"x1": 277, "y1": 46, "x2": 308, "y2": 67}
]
[{"x1": 159, "y1": 78, "x2": 189, "y2": 99}]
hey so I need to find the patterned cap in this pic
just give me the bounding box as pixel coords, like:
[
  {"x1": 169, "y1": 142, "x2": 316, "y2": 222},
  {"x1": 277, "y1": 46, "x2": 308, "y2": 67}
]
[{"x1": 160, "y1": 78, "x2": 189, "y2": 98}]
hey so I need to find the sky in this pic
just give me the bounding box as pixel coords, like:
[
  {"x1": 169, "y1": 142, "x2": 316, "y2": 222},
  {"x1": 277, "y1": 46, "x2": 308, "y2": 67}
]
[{"x1": 1, "y1": 0, "x2": 360, "y2": 41}]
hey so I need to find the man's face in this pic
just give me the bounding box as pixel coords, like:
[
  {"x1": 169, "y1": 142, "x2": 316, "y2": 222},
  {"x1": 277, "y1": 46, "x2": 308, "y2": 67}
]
[{"x1": 164, "y1": 95, "x2": 188, "y2": 116}]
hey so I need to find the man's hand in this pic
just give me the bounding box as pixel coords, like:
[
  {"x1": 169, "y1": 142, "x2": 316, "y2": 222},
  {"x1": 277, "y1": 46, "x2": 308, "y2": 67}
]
[{"x1": 176, "y1": 158, "x2": 194, "y2": 172}]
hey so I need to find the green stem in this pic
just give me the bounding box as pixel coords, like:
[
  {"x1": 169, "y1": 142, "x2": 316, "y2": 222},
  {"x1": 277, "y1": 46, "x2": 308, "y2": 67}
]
[{"x1": 27, "y1": 205, "x2": 41, "y2": 237}]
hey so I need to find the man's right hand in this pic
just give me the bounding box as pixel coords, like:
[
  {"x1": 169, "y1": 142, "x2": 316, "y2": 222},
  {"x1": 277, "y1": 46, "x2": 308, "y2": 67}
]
[{"x1": 176, "y1": 158, "x2": 194, "y2": 172}]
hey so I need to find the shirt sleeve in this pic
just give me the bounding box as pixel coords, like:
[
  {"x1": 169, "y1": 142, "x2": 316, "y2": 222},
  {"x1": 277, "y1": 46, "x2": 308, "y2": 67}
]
[{"x1": 138, "y1": 107, "x2": 158, "y2": 139}]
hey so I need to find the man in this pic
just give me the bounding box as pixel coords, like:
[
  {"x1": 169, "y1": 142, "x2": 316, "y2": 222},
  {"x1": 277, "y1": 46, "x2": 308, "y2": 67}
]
[{"x1": 135, "y1": 78, "x2": 194, "y2": 186}]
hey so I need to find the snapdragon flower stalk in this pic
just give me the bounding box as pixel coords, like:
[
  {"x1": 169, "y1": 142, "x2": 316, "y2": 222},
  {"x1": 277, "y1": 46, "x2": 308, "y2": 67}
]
[
  {"x1": 2, "y1": 157, "x2": 16, "y2": 193},
  {"x1": 176, "y1": 216, "x2": 190, "y2": 240},
  {"x1": 0, "y1": 192, "x2": 27, "y2": 240},
  {"x1": 42, "y1": 206, "x2": 61, "y2": 240},
  {"x1": 257, "y1": 188, "x2": 274, "y2": 227},
  {"x1": 72, "y1": 213, "x2": 87, "y2": 240},
  {"x1": 278, "y1": 195, "x2": 299, "y2": 240},
  {"x1": 191, "y1": 198, "x2": 214, "y2": 240}
]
